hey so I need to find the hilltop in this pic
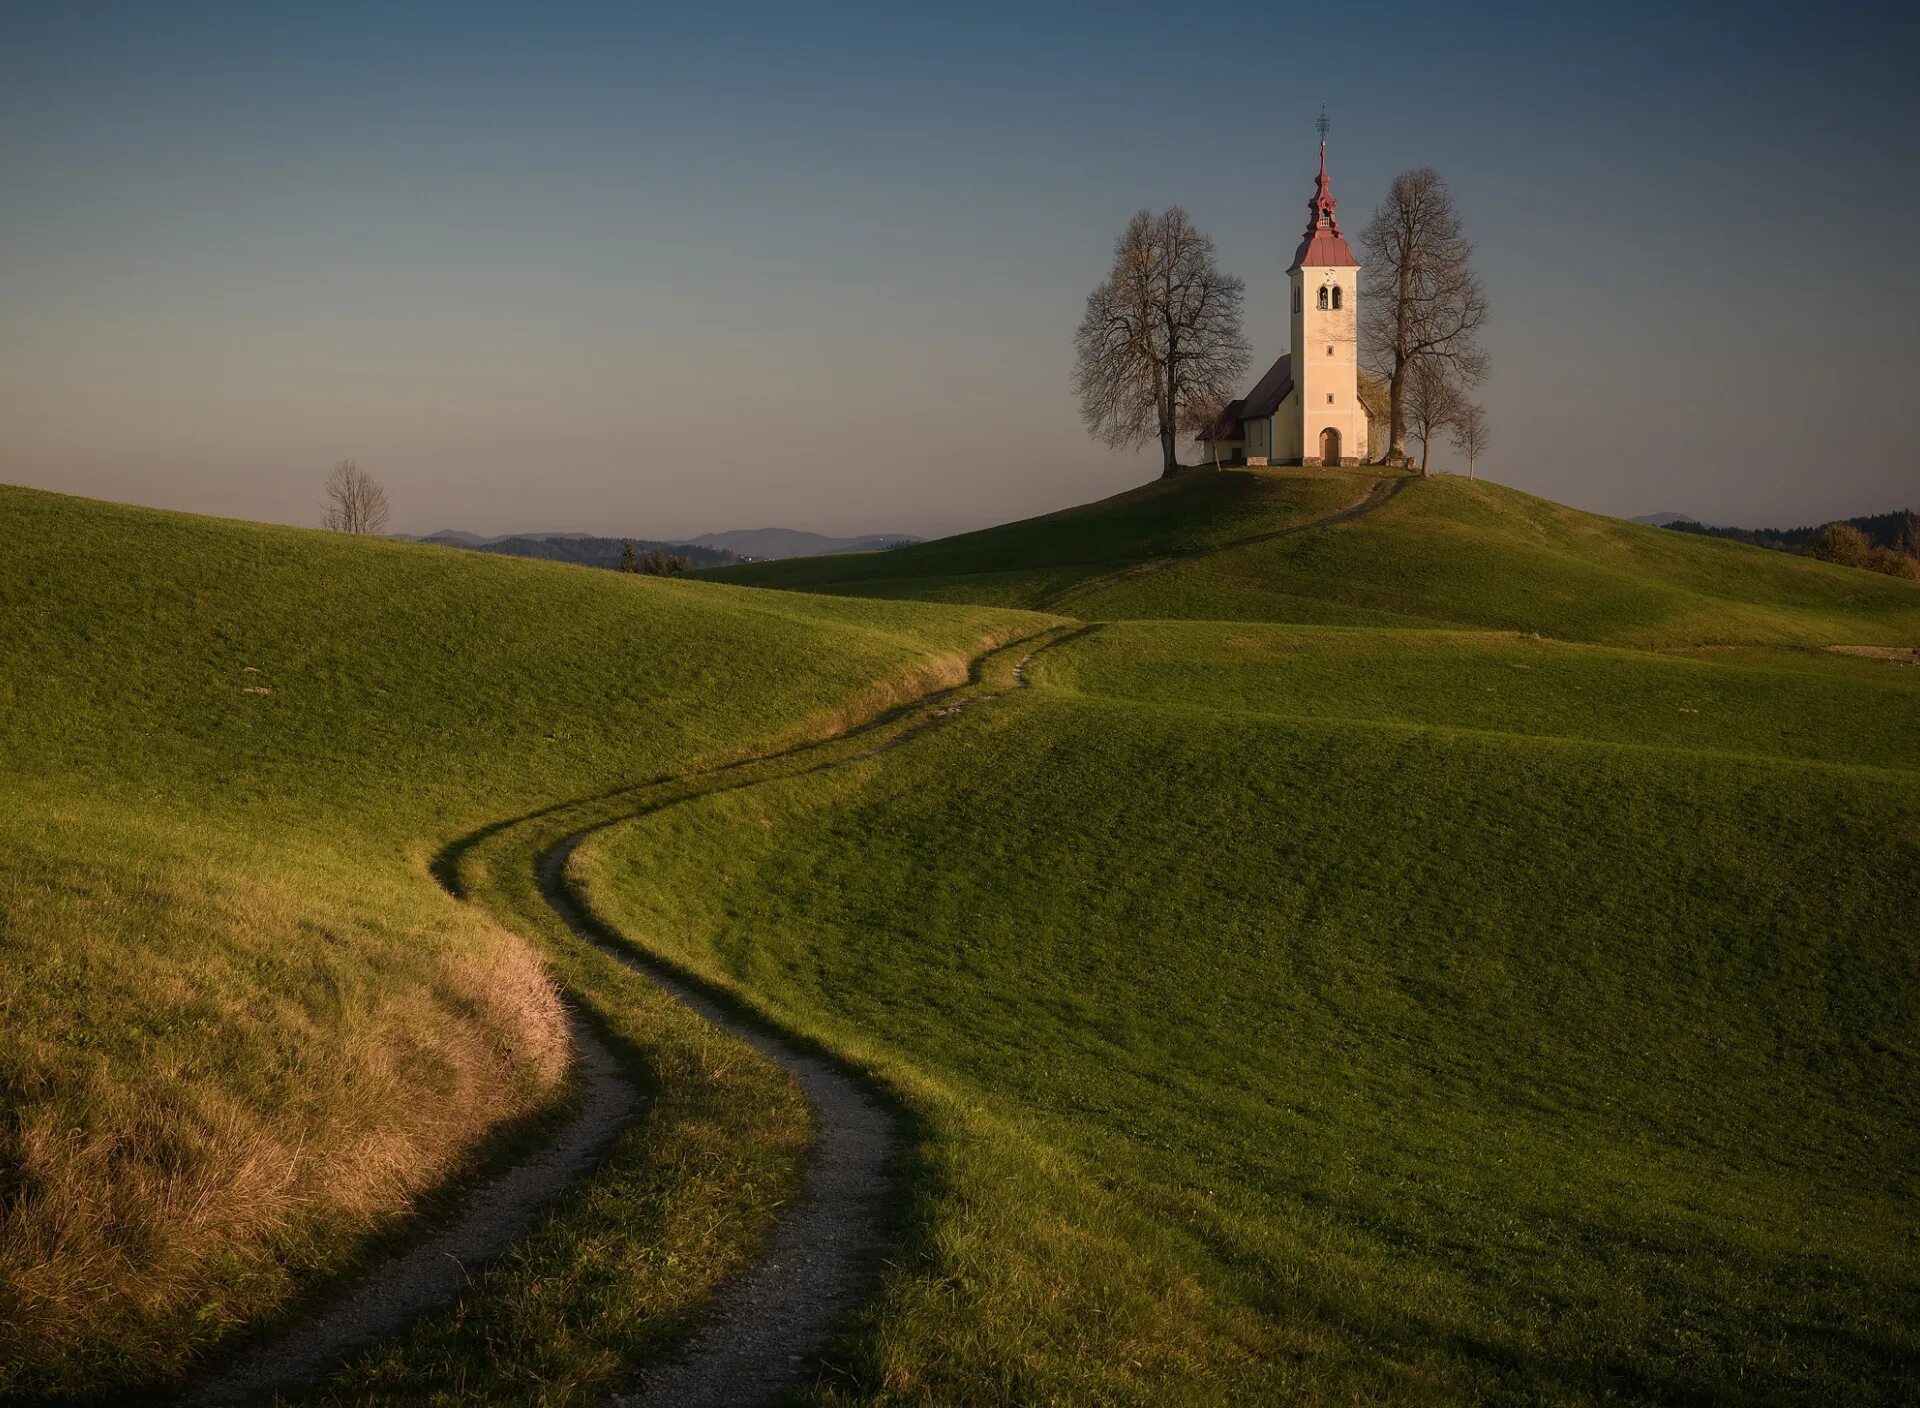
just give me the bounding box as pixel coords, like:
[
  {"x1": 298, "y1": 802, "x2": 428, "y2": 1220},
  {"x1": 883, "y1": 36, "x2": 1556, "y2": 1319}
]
[
  {"x1": 706, "y1": 466, "x2": 1920, "y2": 645},
  {"x1": 574, "y1": 466, "x2": 1920, "y2": 1403}
]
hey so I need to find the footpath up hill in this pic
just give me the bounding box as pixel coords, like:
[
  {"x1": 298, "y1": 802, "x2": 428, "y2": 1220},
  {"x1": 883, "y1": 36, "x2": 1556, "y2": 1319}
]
[
  {"x1": 709, "y1": 467, "x2": 1920, "y2": 646},
  {"x1": 0, "y1": 483, "x2": 1032, "y2": 1400}
]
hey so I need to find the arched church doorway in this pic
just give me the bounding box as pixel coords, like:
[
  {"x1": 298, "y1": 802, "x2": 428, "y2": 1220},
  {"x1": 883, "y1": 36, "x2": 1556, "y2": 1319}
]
[{"x1": 1320, "y1": 427, "x2": 1342, "y2": 464}]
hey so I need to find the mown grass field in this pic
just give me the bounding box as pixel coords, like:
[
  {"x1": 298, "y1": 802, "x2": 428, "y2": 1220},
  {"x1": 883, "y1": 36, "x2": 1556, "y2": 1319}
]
[
  {"x1": 0, "y1": 483, "x2": 1034, "y2": 1401},
  {"x1": 573, "y1": 471, "x2": 1920, "y2": 1405},
  {"x1": 703, "y1": 467, "x2": 1374, "y2": 606},
  {"x1": 712, "y1": 469, "x2": 1920, "y2": 647}
]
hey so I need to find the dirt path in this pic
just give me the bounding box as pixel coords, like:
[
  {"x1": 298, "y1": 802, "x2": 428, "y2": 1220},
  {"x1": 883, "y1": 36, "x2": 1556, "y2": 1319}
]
[
  {"x1": 179, "y1": 470, "x2": 1399, "y2": 1401},
  {"x1": 1036, "y1": 470, "x2": 1411, "y2": 613},
  {"x1": 545, "y1": 828, "x2": 900, "y2": 1408},
  {"x1": 180, "y1": 629, "x2": 1072, "y2": 1407}
]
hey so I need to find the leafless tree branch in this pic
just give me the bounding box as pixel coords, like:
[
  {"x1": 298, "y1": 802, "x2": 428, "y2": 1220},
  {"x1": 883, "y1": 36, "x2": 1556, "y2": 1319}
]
[
  {"x1": 1074, "y1": 207, "x2": 1251, "y2": 477},
  {"x1": 321, "y1": 460, "x2": 391, "y2": 535}
]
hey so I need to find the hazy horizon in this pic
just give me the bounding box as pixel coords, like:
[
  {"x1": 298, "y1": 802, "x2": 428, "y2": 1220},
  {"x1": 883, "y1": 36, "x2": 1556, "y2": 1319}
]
[{"x1": 5, "y1": 1, "x2": 1917, "y2": 541}]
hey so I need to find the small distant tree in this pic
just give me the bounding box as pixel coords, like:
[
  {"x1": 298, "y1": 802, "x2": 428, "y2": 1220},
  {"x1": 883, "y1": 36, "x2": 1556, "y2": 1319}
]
[
  {"x1": 618, "y1": 540, "x2": 640, "y2": 573},
  {"x1": 1074, "y1": 207, "x2": 1252, "y2": 477},
  {"x1": 1805, "y1": 522, "x2": 1920, "y2": 581},
  {"x1": 641, "y1": 550, "x2": 690, "y2": 576},
  {"x1": 1895, "y1": 510, "x2": 1920, "y2": 561},
  {"x1": 1807, "y1": 522, "x2": 1871, "y2": 568},
  {"x1": 1403, "y1": 357, "x2": 1465, "y2": 475},
  {"x1": 1450, "y1": 401, "x2": 1489, "y2": 479},
  {"x1": 1360, "y1": 169, "x2": 1490, "y2": 465},
  {"x1": 321, "y1": 460, "x2": 390, "y2": 535}
]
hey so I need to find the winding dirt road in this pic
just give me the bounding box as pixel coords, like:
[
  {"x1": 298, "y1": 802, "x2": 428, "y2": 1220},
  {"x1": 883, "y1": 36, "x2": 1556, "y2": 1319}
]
[{"x1": 184, "y1": 473, "x2": 1412, "y2": 1405}]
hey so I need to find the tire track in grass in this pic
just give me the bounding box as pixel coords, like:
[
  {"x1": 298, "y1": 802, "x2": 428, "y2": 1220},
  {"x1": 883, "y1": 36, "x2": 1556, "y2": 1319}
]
[{"x1": 183, "y1": 626, "x2": 1079, "y2": 1407}]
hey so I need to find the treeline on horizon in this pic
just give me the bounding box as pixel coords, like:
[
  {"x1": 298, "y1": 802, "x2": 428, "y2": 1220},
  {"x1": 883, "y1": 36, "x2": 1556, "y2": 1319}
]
[
  {"x1": 452, "y1": 534, "x2": 739, "y2": 572},
  {"x1": 1665, "y1": 508, "x2": 1920, "y2": 580}
]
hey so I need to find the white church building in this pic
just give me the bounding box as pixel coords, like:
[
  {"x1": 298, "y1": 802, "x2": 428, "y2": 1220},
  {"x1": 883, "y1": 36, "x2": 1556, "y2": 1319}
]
[{"x1": 1199, "y1": 137, "x2": 1370, "y2": 467}]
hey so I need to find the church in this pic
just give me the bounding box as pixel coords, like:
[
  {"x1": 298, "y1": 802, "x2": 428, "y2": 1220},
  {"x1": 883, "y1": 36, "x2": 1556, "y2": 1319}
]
[{"x1": 1199, "y1": 134, "x2": 1371, "y2": 467}]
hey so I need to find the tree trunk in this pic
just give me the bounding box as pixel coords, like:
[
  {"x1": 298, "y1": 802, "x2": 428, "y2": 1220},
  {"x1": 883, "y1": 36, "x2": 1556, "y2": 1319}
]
[
  {"x1": 1160, "y1": 325, "x2": 1180, "y2": 476},
  {"x1": 1418, "y1": 436, "x2": 1431, "y2": 476},
  {"x1": 1387, "y1": 359, "x2": 1409, "y2": 464}
]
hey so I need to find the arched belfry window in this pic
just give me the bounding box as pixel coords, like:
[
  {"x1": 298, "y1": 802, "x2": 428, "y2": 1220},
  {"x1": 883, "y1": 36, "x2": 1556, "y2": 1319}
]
[
  {"x1": 1331, "y1": 286, "x2": 1343, "y2": 310},
  {"x1": 1317, "y1": 287, "x2": 1329, "y2": 310}
]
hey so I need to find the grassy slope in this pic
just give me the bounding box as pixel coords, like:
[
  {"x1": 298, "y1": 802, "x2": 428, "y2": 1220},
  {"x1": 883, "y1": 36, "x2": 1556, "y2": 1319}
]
[
  {"x1": 578, "y1": 624, "x2": 1920, "y2": 1405},
  {"x1": 0, "y1": 483, "x2": 1033, "y2": 1400},
  {"x1": 708, "y1": 467, "x2": 1920, "y2": 647},
  {"x1": 702, "y1": 467, "x2": 1374, "y2": 606},
  {"x1": 574, "y1": 471, "x2": 1920, "y2": 1403}
]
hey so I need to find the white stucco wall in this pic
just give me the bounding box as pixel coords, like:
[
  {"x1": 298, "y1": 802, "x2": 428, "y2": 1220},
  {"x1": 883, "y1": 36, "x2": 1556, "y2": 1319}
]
[{"x1": 1288, "y1": 265, "x2": 1366, "y2": 464}]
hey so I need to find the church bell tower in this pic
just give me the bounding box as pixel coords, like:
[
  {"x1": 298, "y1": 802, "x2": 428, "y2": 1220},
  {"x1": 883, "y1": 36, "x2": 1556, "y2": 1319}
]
[{"x1": 1287, "y1": 115, "x2": 1363, "y2": 466}]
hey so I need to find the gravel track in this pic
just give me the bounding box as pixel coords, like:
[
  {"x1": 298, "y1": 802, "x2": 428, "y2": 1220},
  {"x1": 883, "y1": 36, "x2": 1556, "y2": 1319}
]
[{"x1": 178, "y1": 470, "x2": 1389, "y2": 1405}]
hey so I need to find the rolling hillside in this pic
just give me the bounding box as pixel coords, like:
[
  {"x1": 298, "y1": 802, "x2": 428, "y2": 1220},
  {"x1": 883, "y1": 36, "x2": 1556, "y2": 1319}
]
[
  {"x1": 562, "y1": 467, "x2": 1920, "y2": 1403},
  {"x1": 7, "y1": 466, "x2": 1916, "y2": 1404},
  {"x1": 708, "y1": 467, "x2": 1920, "y2": 645},
  {"x1": 577, "y1": 628, "x2": 1920, "y2": 1408},
  {"x1": 0, "y1": 483, "x2": 1033, "y2": 1400}
]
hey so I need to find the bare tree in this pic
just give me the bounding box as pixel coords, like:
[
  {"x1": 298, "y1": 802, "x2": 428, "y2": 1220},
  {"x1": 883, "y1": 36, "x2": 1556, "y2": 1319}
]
[
  {"x1": 1360, "y1": 169, "x2": 1489, "y2": 464},
  {"x1": 1074, "y1": 207, "x2": 1251, "y2": 477},
  {"x1": 321, "y1": 460, "x2": 391, "y2": 535},
  {"x1": 1403, "y1": 357, "x2": 1465, "y2": 475},
  {"x1": 1451, "y1": 401, "x2": 1489, "y2": 480}
]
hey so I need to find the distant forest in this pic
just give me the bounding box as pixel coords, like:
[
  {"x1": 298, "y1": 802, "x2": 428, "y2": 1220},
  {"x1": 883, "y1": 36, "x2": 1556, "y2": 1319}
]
[
  {"x1": 1664, "y1": 508, "x2": 1918, "y2": 556},
  {"x1": 442, "y1": 535, "x2": 738, "y2": 571}
]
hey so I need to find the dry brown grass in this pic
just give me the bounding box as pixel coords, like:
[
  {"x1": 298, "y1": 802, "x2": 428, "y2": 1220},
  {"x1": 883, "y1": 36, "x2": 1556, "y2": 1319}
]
[{"x1": 0, "y1": 803, "x2": 568, "y2": 1398}]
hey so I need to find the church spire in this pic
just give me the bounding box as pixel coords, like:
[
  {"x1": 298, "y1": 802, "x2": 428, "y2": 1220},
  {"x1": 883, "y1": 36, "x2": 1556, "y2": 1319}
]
[
  {"x1": 1305, "y1": 107, "x2": 1341, "y2": 239},
  {"x1": 1288, "y1": 109, "x2": 1359, "y2": 273}
]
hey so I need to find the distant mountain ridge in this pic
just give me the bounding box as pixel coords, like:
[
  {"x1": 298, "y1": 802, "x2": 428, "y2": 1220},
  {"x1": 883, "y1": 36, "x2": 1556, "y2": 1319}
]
[
  {"x1": 688, "y1": 527, "x2": 921, "y2": 559},
  {"x1": 410, "y1": 533, "x2": 735, "y2": 571},
  {"x1": 401, "y1": 526, "x2": 920, "y2": 565}
]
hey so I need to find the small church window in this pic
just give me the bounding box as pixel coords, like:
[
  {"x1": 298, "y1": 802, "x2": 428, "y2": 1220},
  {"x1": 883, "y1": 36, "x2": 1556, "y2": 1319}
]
[
  {"x1": 1327, "y1": 394, "x2": 1335, "y2": 404},
  {"x1": 1317, "y1": 287, "x2": 1329, "y2": 310},
  {"x1": 1331, "y1": 286, "x2": 1343, "y2": 309},
  {"x1": 1292, "y1": 289, "x2": 1300, "y2": 313}
]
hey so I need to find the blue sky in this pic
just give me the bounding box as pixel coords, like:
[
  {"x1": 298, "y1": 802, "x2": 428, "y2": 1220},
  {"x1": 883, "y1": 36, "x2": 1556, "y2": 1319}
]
[{"x1": 3, "y1": 1, "x2": 1915, "y2": 536}]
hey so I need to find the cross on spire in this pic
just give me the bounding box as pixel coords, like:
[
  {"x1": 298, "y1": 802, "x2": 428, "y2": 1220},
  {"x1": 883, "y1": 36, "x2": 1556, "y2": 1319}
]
[
  {"x1": 1287, "y1": 110, "x2": 1360, "y2": 273},
  {"x1": 1305, "y1": 109, "x2": 1340, "y2": 239}
]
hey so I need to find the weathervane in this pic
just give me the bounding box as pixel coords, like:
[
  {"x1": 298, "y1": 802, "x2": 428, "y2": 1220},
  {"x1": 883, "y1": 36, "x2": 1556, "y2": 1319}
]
[{"x1": 1317, "y1": 106, "x2": 1330, "y2": 144}]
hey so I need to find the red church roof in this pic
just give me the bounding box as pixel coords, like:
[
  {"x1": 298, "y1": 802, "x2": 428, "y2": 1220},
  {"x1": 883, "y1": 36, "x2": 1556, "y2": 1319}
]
[
  {"x1": 1197, "y1": 353, "x2": 1293, "y2": 440},
  {"x1": 1287, "y1": 141, "x2": 1359, "y2": 272}
]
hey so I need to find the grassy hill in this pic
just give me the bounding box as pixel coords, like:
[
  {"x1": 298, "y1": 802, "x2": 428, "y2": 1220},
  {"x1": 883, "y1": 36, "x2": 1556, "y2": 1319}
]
[
  {"x1": 0, "y1": 483, "x2": 1033, "y2": 1400},
  {"x1": 702, "y1": 467, "x2": 1375, "y2": 607},
  {"x1": 558, "y1": 467, "x2": 1920, "y2": 1403},
  {"x1": 8, "y1": 464, "x2": 1917, "y2": 1404},
  {"x1": 575, "y1": 619, "x2": 1920, "y2": 1405},
  {"x1": 709, "y1": 468, "x2": 1920, "y2": 646}
]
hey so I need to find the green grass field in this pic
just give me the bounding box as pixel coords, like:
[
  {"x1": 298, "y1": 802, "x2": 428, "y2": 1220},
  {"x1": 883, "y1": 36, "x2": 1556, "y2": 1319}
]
[
  {"x1": 569, "y1": 469, "x2": 1920, "y2": 1404},
  {"x1": 0, "y1": 483, "x2": 1033, "y2": 1400},
  {"x1": 703, "y1": 466, "x2": 1374, "y2": 606},
  {"x1": 712, "y1": 468, "x2": 1920, "y2": 646},
  {"x1": 577, "y1": 622, "x2": 1920, "y2": 1405},
  {"x1": 7, "y1": 464, "x2": 1917, "y2": 1405}
]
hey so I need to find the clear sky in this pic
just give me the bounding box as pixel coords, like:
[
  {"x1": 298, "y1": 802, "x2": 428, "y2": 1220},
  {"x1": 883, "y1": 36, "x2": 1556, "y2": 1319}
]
[{"x1": 3, "y1": 1, "x2": 1916, "y2": 539}]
